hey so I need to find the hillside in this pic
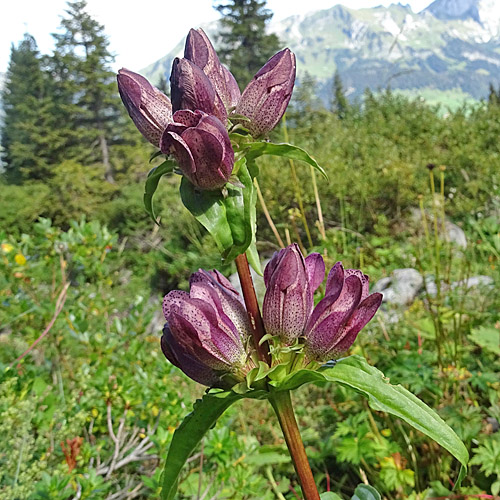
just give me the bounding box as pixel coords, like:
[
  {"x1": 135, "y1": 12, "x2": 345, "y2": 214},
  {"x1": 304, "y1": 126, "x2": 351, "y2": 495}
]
[{"x1": 142, "y1": 0, "x2": 500, "y2": 106}]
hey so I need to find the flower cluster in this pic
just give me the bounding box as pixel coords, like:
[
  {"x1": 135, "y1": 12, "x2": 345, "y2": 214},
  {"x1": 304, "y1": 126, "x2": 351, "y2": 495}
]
[
  {"x1": 263, "y1": 244, "x2": 383, "y2": 362},
  {"x1": 161, "y1": 244, "x2": 382, "y2": 387},
  {"x1": 117, "y1": 28, "x2": 296, "y2": 190},
  {"x1": 161, "y1": 269, "x2": 254, "y2": 388}
]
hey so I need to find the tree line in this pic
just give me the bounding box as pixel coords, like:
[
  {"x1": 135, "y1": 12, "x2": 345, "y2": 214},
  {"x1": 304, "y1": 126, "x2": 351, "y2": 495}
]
[{"x1": 0, "y1": 0, "x2": 281, "y2": 186}]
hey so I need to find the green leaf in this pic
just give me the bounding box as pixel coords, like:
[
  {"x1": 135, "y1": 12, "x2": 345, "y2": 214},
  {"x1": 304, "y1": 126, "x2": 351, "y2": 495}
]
[
  {"x1": 469, "y1": 326, "x2": 500, "y2": 355},
  {"x1": 352, "y1": 484, "x2": 381, "y2": 500},
  {"x1": 246, "y1": 236, "x2": 262, "y2": 276},
  {"x1": 245, "y1": 447, "x2": 291, "y2": 466},
  {"x1": 160, "y1": 391, "x2": 243, "y2": 500},
  {"x1": 179, "y1": 158, "x2": 258, "y2": 262},
  {"x1": 223, "y1": 159, "x2": 255, "y2": 261},
  {"x1": 272, "y1": 355, "x2": 469, "y2": 487},
  {"x1": 149, "y1": 150, "x2": 164, "y2": 163},
  {"x1": 244, "y1": 141, "x2": 327, "y2": 178},
  {"x1": 143, "y1": 160, "x2": 176, "y2": 222},
  {"x1": 179, "y1": 178, "x2": 233, "y2": 254},
  {"x1": 320, "y1": 493, "x2": 343, "y2": 500}
]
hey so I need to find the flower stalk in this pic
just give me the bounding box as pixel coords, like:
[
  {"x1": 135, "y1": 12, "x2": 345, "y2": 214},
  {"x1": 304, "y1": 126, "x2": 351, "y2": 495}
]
[
  {"x1": 269, "y1": 390, "x2": 321, "y2": 500},
  {"x1": 234, "y1": 253, "x2": 270, "y2": 363}
]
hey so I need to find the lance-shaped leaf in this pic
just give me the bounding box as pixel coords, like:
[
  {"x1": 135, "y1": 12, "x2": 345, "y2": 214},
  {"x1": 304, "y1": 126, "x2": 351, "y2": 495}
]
[
  {"x1": 272, "y1": 355, "x2": 469, "y2": 487},
  {"x1": 160, "y1": 388, "x2": 268, "y2": 500},
  {"x1": 160, "y1": 391, "x2": 243, "y2": 500},
  {"x1": 243, "y1": 141, "x2": 327, "y2": 178},
  {"x1": 143, "y1": 159, "x2": 176, "y2": 222}
]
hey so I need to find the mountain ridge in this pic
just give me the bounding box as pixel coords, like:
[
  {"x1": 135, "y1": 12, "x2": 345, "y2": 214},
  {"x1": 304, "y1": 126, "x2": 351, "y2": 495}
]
[{"x1": 141, "y1": 1, "x2": 500, "y2": 106}]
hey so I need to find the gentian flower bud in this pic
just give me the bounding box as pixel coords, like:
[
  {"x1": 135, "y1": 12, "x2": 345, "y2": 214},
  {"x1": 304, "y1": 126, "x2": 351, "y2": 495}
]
[
  {"x1": 234, "y1": 48, "x2": 296, "y2": 138},
  {"x1": 262, "y1": 243, "x2": 325, "y2": 343},
  {"x1": 160, "y1": 109, "x2": 234, "y2": 190},
  {"x1": 170, "y1": 57, "x2": 227, "y2": 124},
  {"x1": 161, "y1": 269, "x2": 253, "y2": 388},
  {"x1": 117, "y1": 68, "x2": 172, "y2": 147},
  {"x1": 184, "y1": 28, "x2": 241, "y2": 110},
  {"x1": 304, "y1": 263, "x2": 383, "y2": 362}
]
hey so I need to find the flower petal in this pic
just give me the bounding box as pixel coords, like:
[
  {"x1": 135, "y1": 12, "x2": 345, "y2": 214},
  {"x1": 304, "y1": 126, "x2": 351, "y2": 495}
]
[
  {"x1": 170, "y1": 57, "x2": 227, "y2": 124},
  {"x1": 305, "y1": 252, "x2": 325, "y2": 293},
  {"x1": 235, "y1": 49, "x2": 295, "y2": 137},
  {"x1": 304, "y1": 275, "x2": 362, "y2": 359},
  {"x1": 184, "y1": 28, "x2": 240, "y2": 110},
  {"x1": 325, "y1": 292, "x2": 383, "y2": 359}
]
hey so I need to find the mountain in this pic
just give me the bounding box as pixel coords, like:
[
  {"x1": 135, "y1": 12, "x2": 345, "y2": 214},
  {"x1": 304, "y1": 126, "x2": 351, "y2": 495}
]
[{"x1": 142, "y1": 1, "x2": 500, "y2": 106}]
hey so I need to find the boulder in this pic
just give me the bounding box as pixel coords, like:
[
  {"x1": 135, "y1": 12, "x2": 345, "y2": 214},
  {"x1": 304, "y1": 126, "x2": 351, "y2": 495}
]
[{"x1": 373, "y1": 268, "x2": 424, "y2": 306}]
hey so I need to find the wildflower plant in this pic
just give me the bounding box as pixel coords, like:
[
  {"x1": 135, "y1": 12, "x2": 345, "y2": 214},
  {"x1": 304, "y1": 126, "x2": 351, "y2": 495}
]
[{"x1": 118, "y1": 28, "x2": 468, "y2": 500}]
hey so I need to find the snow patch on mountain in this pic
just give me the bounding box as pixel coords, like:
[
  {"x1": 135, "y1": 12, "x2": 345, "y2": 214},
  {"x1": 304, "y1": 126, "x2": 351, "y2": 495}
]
[
  {"x1": 463, "y1": 50, "x2": 500, "y2": 66},
  {"x1": 427, "y1": 0, "x2": 500, "y2": 38}
]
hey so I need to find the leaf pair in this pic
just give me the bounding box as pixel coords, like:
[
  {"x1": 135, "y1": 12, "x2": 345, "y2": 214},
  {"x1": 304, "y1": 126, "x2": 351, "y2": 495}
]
[
  {"x1": 160, "y1": 355, "x2": 468, "y2": 499},
  {"x1": 143, "y1": 142, "x2": 325, "y2": 266}
]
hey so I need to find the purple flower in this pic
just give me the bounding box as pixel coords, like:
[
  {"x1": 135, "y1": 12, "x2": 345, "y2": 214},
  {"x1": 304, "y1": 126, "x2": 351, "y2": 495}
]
[
  {"x1": 160, "y1": 109, "x2": 234, "y2": 190},
  {"x1": 262, "y1": 243, "x2": 325, "y2": 343},
  {"x1": 170, "y1": 57, "x2": 228, "y2": 125},
  {"x1": 117, "y1": 68, "x2": 172, "y2": 147},
  {"x1": 180, "y1": 28, "x2": 296, "y2": 138},
  {"x1": 234, "y1": 49, "x2": 296, "y2": 138},
  {"x1": 161, "y1": 269, "x2": 253, "y2": 387},
  {"x1": 262, "y1": 244, "x2": 382, "y2": 361},
  {"x1": 184, "y1": 28, "x2": 240, "y2": 110},
  {"x1": 303, "y1": 263, "x2": 383, "y2": 362}
]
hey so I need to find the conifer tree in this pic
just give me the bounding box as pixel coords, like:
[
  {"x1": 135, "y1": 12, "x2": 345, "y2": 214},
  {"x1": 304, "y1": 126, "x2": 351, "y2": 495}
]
[
  {"x1": 156, "y1": 75, "x2": 170, "y2": 97},
  {"x1": 488, "y1": 82, "x2": 500, "y2": 106},
  {"x1": 214, "y1": 0, "x2": 281, "y2": 88},
  {"x1": 331, "y1": 70, "x2": 349, "y2": 120},
  {"x1": 1, "y1": 35, "x2": 54, "y2": 182},
  {"x1": 49, "y1": 1, "x2": 124, "y2": 182}
]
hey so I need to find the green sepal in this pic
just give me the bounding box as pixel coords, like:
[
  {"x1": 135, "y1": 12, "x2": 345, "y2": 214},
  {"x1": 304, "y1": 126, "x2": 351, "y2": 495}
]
[
  {"x1": 243, "y1": 141, "x2": 327, "y2": 179},
  {"x1": 270, "y1": 355, "x2": 469, "y2": 487},
  {"x1": 143, "y1": 159, "x2": 176, "y2": 222}
]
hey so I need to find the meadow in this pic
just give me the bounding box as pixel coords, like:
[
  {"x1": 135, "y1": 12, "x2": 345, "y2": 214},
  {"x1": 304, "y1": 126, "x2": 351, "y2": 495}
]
[{"x1": 1, "y1": 89, "x2": 500, "y2": 499}]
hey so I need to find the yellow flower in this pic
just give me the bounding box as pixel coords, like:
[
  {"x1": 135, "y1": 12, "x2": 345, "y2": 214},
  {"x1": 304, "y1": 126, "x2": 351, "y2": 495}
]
[
  {"x1": 1, "y1": 243, "x2": 13, "y2": 253},
  {"x1": 15, "y1": 254, "x2": 27, "y2": 265}
]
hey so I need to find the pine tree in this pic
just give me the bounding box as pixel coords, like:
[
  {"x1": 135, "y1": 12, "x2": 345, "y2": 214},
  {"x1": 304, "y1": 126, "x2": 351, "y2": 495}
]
[
  {"x1": 156, "y1": 75, "x2": 170, "y2": 97},
  {"x1": 49, "y1": 0, "x2": 124, "y2": 182},
  {"x1": 214, "y1": 0, "x2": 281, "y2": 88},
  {"x1": 1, "y1": 34, "x2": 54, "y2": 182},
  {"x1": 331, "y1": 70, "x2": 349, "y2": 120},
  {"x1": 488, "y1": 83, "x2": 500, "y2": 106}
]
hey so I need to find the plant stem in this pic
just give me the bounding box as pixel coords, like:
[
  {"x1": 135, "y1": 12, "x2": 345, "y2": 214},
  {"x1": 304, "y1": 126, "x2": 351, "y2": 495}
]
[
  {"x1": 270, "y1": 390, "x2": 320, "y2": 500},
  {"x1": 310, "y1": 165, "x2": 326, "y2": 240},
  {"x1": 235, "y1": 253, "x2": 270, "y2": 363}
]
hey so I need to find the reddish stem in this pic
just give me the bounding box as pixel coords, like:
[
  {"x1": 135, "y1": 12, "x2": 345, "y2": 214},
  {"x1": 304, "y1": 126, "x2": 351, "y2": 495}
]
[
  {"x1": 235, "y1": 253, "x2": 270, "y2": 363},
  {"x1": 270, "y1": 390, "x2": 320, "y2": 500}
]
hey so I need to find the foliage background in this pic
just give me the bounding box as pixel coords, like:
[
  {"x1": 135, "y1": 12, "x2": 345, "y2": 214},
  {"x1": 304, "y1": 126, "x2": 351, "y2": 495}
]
[{"x1": 1, "y1": 1, "x2": 500, "y2": 499}]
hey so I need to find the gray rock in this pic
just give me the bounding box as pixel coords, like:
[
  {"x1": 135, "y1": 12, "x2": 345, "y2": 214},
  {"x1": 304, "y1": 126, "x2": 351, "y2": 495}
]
[
  {"x1": 444, "y1": 220, "x2": 467, "y2": 249},
  {"x1": 451, "y1": 275, "x2": 494, "y2": 290},
  {"x1": 410, "y1": 207, "x2": 467, "y2": 249},
  {"x1": 373, "y1": 268, "x2": 424, "y2": 306},
  {"x1": 424, "y1": 275, "x2": 438, "y2": 297}
]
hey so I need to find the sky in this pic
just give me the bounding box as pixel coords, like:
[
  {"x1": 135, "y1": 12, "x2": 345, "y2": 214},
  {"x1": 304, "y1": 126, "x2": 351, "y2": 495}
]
[{"x1": 0, "y1": 0, "x2": 435, "y2": 74}]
